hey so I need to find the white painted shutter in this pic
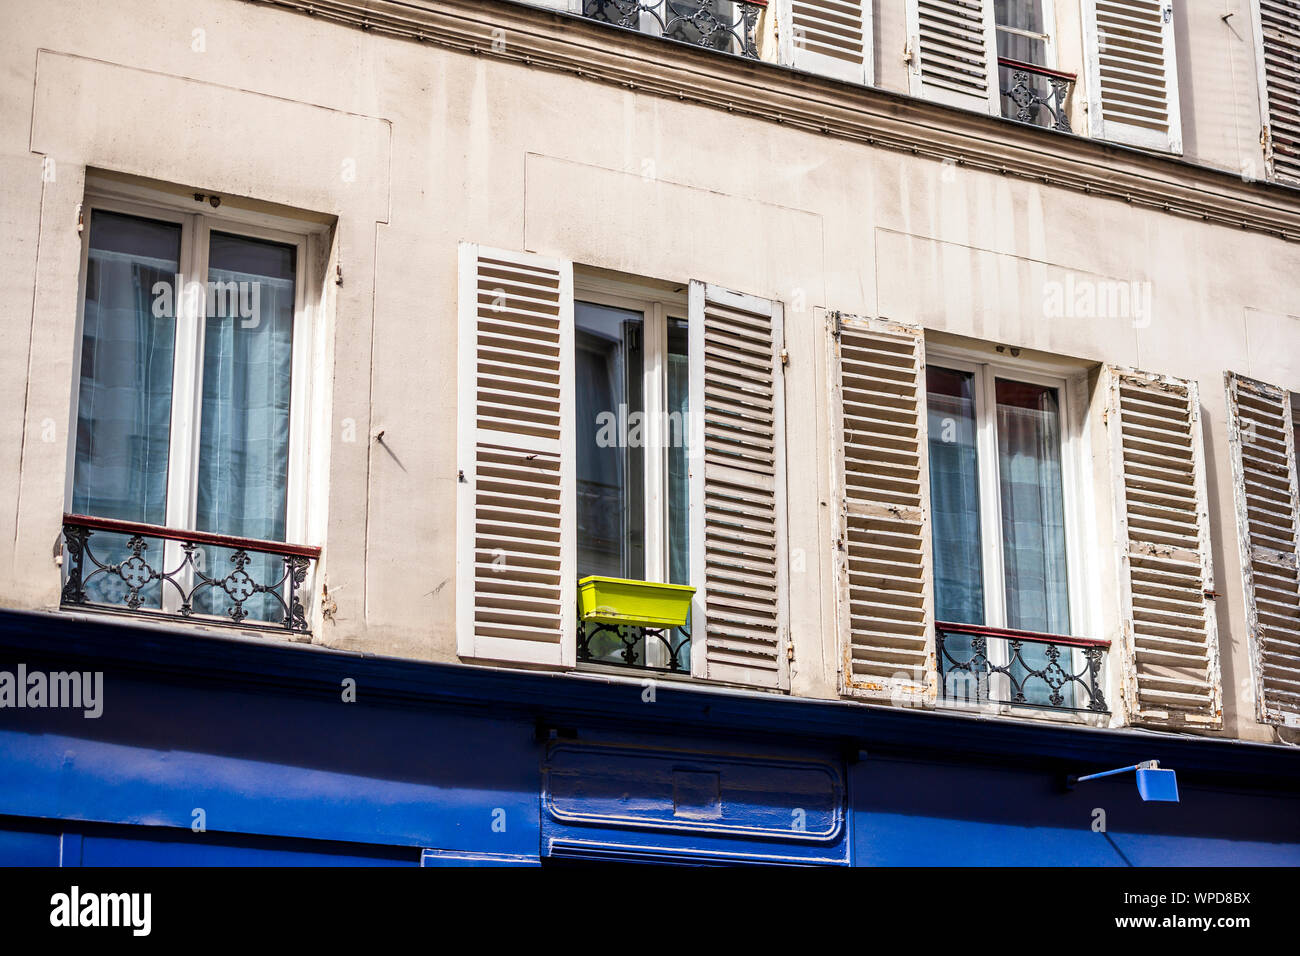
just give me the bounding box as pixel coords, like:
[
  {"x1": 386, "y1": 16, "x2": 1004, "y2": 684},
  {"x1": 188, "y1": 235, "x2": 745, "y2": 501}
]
[
  {"x1": 780, "y1": 0, "x2": 873, "y2": 84},
  {"x1": 904, "y1": 0, "x2": 999, "y2": 114},
  {"x1": 1225, "y1": 372, "x2": 1300, "y2": 727},
  {"x1": 1254, "y1": 0, "x2": 1300, "y2": 184},
  {"x1": 1084, "y1": 0, "x2": 1183, "y2": 152},
  {"x1": 456, "y1": 243, "x2": 575, "y2": 667},
  {"x1": 688, "y1": 282, "x2": 790, "y2": 690},
  {"x1": 829, "y1": 314, "x2": 935, "y2": 703},
  {"x1": 1105, "y1": 367, "x2": 1221, "y2": 728}
]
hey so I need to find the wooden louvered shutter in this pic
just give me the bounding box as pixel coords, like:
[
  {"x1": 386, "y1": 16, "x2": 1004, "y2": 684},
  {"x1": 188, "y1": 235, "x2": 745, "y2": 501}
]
[
  {"x1": 1105, "y1": 367, "x2": 1221, "y2": 728},
  {"x1": 1084, "y1": 0, "x2": 1183, "y2": 152},
  {"x1": 781, "y1": 0, "x2": 873, "y2": 85},
  {"x1": 1254, "y1": 0, "x2": 1300, "y2": 184},
  {"x1": 904, "y1": 0, "x2": 999, "y2": 114},
  {"x1": 830, "y1": 314, "x2": 935, "y2": 703},
  {"x1": 1225, "y1": 372, "x2": 1300, "y2": 727},
  {"x1": 688, "y1": 282, "x2": 790, "y2": 690},
  {"x1": 456, "y1": 243, "x2": 575, "y2": 667}
]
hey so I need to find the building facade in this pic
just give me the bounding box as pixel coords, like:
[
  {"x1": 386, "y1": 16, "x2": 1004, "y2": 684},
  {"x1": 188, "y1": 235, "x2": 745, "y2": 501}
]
[{"x1": 1, "y1": 0, "x2": 1299, "y2": 864}]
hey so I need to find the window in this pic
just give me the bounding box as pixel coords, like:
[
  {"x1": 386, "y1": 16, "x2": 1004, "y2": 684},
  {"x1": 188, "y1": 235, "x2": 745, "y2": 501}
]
[
  {"x1": 925, "y1": 353, "x2": 1084, "y2": 707},
  {"x1": 457, "y1": 245, "x2": 789, "y2": 687},
  {"x1": 574, "y1": 284, "x2": 691, "y2": 669},
  {"x1": 573, "y1": 291, "x2": 691, "y2": 587},
  {"x1": 67, "y1": 190, "x2": 312, "y2": 625},
  {"x1": 994, "y1": 0, "x2": 1064, "y2": 125}
]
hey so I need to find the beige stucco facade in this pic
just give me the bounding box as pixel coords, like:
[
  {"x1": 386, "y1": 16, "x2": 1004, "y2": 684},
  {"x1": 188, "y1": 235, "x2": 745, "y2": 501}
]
[{"x1": 2, "y1": 0, "x2": 1298, "y2": 745}]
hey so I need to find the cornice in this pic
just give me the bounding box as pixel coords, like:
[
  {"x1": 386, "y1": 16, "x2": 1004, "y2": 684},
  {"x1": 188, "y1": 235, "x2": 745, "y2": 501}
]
[{"x1": 248, "y1": 0, "x2": 1300, "y2": 244}]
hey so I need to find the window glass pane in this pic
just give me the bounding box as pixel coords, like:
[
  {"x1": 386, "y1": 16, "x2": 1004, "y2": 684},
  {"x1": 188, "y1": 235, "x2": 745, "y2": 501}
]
[
  {"x1": 575, "y1": 301, "x2": 645, "y2": 581},
  {"x1": 194, "y1": 232, "x2": 296, "y2": 624},
  {"x1": 995, "y1": 0, "x2": 1047, "y2": 64},
  {"x1": 666, "y1": 317, "x2": 691, "y2": 671},
  {"x1": 995, "y1": 379, "x2": 1070, "y2": 633},
  {"x1": 73, "y1": 210, "x2": 180, "y2": 525},
  {"x1": 995, "y1": 0, "x2": 1044, "y2": 35},
  {"x1": 927, "y1": 366, "x2": 985, "y2": 625},
  {"x1": 667, "y1": 317, "x2": 690, "y2": 587}
]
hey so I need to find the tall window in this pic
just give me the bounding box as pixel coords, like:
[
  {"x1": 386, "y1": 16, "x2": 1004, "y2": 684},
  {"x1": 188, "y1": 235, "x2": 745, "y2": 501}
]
[
  {"x1": 994, "y1": 0, "x2": 1055, "y2": 119},
  {"x1": 927, "y1": 355, "x2": 1080, "y2": 706},
  {"x1": 574, "y1": 286, "x2": 690, "y2": 666},
  {"x1": 70, "y1": 195, "x2": 308, "y2": 620}
]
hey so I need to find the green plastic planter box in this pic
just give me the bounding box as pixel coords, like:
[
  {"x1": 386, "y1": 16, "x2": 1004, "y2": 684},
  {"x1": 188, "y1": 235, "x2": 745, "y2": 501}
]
[{"x1": 577, "y1": 576, "x2": 696, "y2": 628}]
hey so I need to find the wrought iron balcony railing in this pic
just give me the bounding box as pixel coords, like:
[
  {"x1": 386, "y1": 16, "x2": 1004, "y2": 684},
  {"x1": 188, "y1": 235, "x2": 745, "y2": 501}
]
[
  {"x1": 578, "y1": 618, "x2": 691, "y2": 672},
  {"x1": 581, "y1": 0, "x2": 765, "y2": 59},
  {"x1": 998, "y1": 57, "x2": 1075, "y2": 133},
  {"x1": 60, "y1": 513, "x2": 320, "y2": 635},
  {"x1": 935, "y1": 621, "x2": 1108, "y2": 713}
]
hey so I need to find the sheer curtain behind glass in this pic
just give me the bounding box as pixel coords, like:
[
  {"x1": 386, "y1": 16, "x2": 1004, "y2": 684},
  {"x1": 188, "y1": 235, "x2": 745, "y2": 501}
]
[
  {"x1": 72, "y1": 210, "x2": 181, "y2": 609},
  {"x1": 194, "y1": 233, "x2": 296, "y2": 621},
  {"x1": 996, "y1": 379, "x2": 1072, "y2": 704}
]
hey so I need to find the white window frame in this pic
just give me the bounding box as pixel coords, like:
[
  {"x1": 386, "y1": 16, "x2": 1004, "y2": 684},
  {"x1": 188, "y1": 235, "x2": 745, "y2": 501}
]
[
  {"x1": 67, "y1": 182, "x2": 319, "y2": 614},
  {"x1": 573, "y1": 276, "x2": 690, "y2": 670},
  {"x1": 925, "y1": 347, "x2": 1096, "y2": 708}
]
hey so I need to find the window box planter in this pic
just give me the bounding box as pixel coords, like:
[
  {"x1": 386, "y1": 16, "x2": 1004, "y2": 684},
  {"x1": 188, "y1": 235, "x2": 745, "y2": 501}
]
[{"x1": 577, "y1": 576, "x2": 696, "y2": 629}]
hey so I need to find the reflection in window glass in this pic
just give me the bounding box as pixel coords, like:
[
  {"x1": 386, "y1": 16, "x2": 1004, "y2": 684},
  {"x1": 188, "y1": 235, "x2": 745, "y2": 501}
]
[
  {"x1": 575, "y1": 301, "x2": 645, "y2": 580},
  {"x1": 927, "y1": 366, "x2": 985, "y2": 625},
  {"x1": 667, "y1": 317, "x2": 690, "y2": 587}
]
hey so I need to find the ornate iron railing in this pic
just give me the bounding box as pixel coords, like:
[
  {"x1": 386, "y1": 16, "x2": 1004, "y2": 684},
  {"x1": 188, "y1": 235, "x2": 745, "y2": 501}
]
[
  {"x1": 578, "y1": 618, "x2": 691, "y2": 672},
  {"x1": 998, "y1": 57, "x2": 1075, "y2": 133},
  {"x1": 581, "y1": 0, "x2": 765, "y2": 59},
  {"x1": 935, "y1": 621, "x2": 1108, "y2": 713},
  {"x1": 60, "y1": 514, "x2": 320, "y2": 635}
]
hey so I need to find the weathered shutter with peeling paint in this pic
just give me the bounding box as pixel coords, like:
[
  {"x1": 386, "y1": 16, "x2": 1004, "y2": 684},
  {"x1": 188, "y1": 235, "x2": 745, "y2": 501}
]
[
  {"x1": 781, "y1": 0, "x2": 873, "y2": 84},
  {"x1": 1254, "y1": 0, "x2": 1300, "y2": 183},
  {"x1": 1084, "y1": 0, "x2": 1183, "y2": 152},
  {"x1": 1105, "y1": 367, "x2": 1220, "y2": 727},
  {"x1": 456, "y1": 243, "x2": 575, "y2": 667},
  {"x1": 688, "y1": 281, "x2": 790, "y2": 690},
  {"x1": 1225, "y1": 372, "x2": 1300, "y2": 726},
  {"x1": 904, "y1": 0, "x2": 999, "y2": 114},
  {"x1": 830, "y1": 314, "x2": 935, "y2": 703}
]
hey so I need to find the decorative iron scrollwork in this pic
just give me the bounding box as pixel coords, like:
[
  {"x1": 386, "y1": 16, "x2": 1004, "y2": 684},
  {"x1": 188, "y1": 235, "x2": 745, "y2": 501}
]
[
  {"x1": 999, "y1": 58, "x2": 1074, "y2": 133},
  {"x1": 582, "y1": 0, "x2": 763, "y2": 59},
  {"x1": 578, "y1": 618, "x2": 692, "y2": 672},
  {"x1": 60, "y1": 516, "x2": 318, "y2": 635},
  {"x1": 936, "y1": 624, "x2": 1108, "y2": 713}
]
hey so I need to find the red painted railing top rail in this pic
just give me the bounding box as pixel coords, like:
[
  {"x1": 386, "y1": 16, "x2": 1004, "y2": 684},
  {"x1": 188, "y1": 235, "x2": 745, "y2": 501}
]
[
  {"x1": 63, "y1": 513, "x2": 322, "y2": 560},
  {"x1": 935, "y1": 620, "x2": 1109, "y2": 649},
  {"x1": 997, "y1": 57, "x2": 1078, "y2": 82}
]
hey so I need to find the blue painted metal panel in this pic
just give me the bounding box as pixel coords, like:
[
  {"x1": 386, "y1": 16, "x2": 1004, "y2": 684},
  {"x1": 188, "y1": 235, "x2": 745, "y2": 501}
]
[
  {"x1": 0, "y1": 669, "x2": 541, "y2": 858},
  {"x1": 1, "y1": 610, "x2": 1298, "y2": 866},
  {"x1": 541, "y1": 740, "x2": 849, "y2": 865},
  {"x1": 848, "y1": 757, "x2": 1300, "y2": 866}
]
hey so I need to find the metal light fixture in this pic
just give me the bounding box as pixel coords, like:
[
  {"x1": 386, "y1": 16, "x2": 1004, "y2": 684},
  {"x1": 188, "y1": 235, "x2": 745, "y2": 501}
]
[{"x1": 1069, "y1": 759, "x2": 1180, "y2": 802}]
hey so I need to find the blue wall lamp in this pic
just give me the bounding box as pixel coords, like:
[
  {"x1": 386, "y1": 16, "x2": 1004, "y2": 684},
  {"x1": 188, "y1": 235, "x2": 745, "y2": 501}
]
[{"x1": 1068, "y1": 760, "x2": 1180, "y2": 802}]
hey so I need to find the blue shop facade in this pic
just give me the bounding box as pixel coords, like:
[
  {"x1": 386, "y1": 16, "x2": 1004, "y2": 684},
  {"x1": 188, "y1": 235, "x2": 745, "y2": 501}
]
[{"x1": 1, "y1": 608, "x2": 1297, "y2": 867}]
